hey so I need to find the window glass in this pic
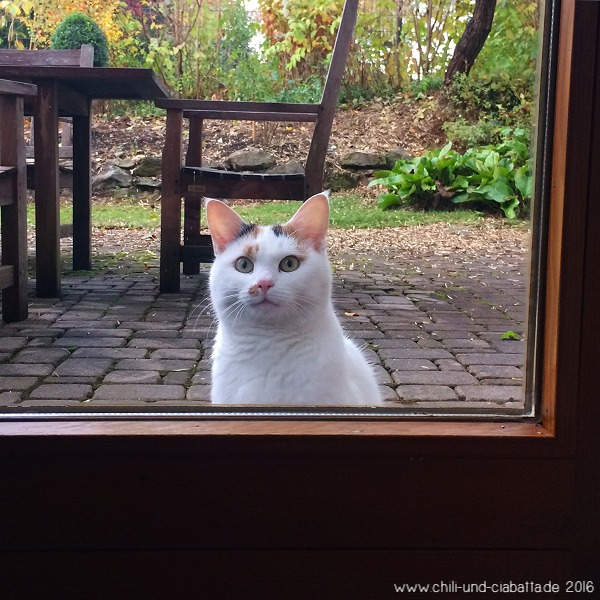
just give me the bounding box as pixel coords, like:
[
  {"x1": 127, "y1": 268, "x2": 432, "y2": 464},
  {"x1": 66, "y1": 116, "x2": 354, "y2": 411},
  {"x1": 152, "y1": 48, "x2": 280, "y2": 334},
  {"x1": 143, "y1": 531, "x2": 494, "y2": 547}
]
[{"x1": 0, "y1": 0, "x2": 550, "y2": 419}]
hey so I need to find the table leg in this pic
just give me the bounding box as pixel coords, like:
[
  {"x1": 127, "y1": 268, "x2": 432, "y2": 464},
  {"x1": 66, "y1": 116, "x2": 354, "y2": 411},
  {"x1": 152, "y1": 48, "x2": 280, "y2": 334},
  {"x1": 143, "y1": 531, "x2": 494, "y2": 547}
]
[
  {"x1": 160, "y1": 109, "x2": 183, "y2": 293},
  {"x1": 34, "y1": 80, "x2": 60, "y2": 298},
  {"x1": 72, "y1": 101, "x2": 91, "y2": 271}
]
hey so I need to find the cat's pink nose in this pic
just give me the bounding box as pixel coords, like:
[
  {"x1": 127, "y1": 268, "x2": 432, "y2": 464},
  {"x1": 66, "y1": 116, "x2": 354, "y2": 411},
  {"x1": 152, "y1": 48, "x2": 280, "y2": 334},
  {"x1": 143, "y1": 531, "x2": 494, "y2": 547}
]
[{"x1": 257, "y1": 279, "x2": 274, "y2": 293}]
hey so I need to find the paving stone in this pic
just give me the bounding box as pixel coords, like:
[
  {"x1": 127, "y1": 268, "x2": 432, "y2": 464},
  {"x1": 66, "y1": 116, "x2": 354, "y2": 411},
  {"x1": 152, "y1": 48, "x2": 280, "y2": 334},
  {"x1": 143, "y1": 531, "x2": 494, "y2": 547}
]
[
  {"x1": 0, "y1": 376, "x2": 39, "y2": 391},
  {"x1": 51, "y1": 320, "x2": 120, "y2": 329},
  {"x1": 191, "y1": 371, "x2": 211, "y2": 385},
  {"x1": 391, "y1": 371, "x2": 479, "y2": 386},
  {"x1": 29, "y1": 384, "x2": 93, "y2": 400},
  {"x1": 378, "y1": 385, "x2": 399, "y2": 402},
  {"x1": 133, "y1": 330, "x2": 182, "y2": 338},
  {"x1": 347, "y1": 329, "x2": 385, "y2": 339},
  {"x1": 57, "y1": 310, "x2": 106, "y2": 320},
  {"x1": 455, "y1": 353, "x2": 524, "y2": 367},
  {"x1": 187, "y1": 385, "x2": 211, "y2": 401},
  {"x1": 485, "y1": 378, "x2": 526, "y2": 386},
  {"x1": 92, "y1": 384, "x2": 186, "y2": 401},
  {"x1": 84, "y1": 398, "x2": 150, "y2": 406},
  {"x1": 115, "y1": 359, "x2": 196, "y2": 371},
  {"x1": 127, "y1": 338, "x2": 199, "y2": 349},
  {"x1": 104, "y1": 370, "x2": 161, "y2": 384},
  {"x1": 52, "y1": 337, "x2": 126, "y2": 348},
  {"x1": 63, "y1": 328, "x2": 132, "y2": 338},
  {"x1": 150, "y1": 349, "x2": 202, "y2": 361},
  {"x1": 0, "y1": 337, "x2": 27, "y2": 352},
  {"x1": 72, "y1": 348, "x2": 148, "y2": 359},
  {"x1": 19, "y1": 399, "x2": 82, "y2": 407},
  {"x1": 53, "y1": 358, "x2": 113, "y2": 377},
  {"x1": 370, "y1": 339, "x2": 420, "y2": 349},
  {"x1": 416, "y1": 338, "x2": 445, "y2": 349},
  {"x1": 44, "y1": 376, "x2": 98, "y2": 385},
  {"x1": 118, "y1": 321, "x2": 182, "y2": 330},
  {"x1": 489, "y1": 340, "x2": 526, "y2": 354},
  {"x1": 12, "y1": 348, "x2": 71, "y2": 364},
  {"x1": 163, "y1": 371, "x2": 191, "y2": 385},
  {"x1": 441, "y1": 338, "x2": 491, "y2": 349},
  {"x1": 383, "y1": 358, "x2": 436, "y2": 371},
  {"x1": 24, "y1": 338, "x2": 58, "y2": 348},
  {"x1": 455, "y1": 385, "x2": 524, "y2": 402},
  {"x1": 0, "y1": 363, "x2": 54, "y2": 377},
  {"x1": 0, "y1": 391, "x2": 22, "y2": 404},
  {"x1": 466, "y1": 365, "x2": 524, "y2": 379},
  {"x1": 435, "y1": 359, "x2": 466, "y2": 372},
  {"x1": 16, "y1": 328, "x2": 64, "y2": 338},
  {"x1": 395, "y1": 385, "x2": 458, "y2": 401},
  {"x1": 378, "y1": 348, "x2": 454, "y2": 361}
]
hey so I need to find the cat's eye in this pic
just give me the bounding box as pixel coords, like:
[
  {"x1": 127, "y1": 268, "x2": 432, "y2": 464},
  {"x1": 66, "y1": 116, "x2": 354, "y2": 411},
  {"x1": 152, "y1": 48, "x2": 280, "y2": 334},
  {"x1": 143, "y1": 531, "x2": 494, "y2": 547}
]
[
  {"x1": 279, "y1": 255, "x2": 300, "y2": 272},
  {"x1": 234, "y1": 257, "x2": 254, "y2": 273}
]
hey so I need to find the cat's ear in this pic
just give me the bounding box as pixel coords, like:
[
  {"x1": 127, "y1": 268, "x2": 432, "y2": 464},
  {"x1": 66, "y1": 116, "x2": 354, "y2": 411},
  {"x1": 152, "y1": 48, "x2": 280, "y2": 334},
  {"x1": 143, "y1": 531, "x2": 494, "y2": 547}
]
[
  {"x1": 285, "y1": 191, "x2": 330, "y2": 250},
  {"x1": 205, "y1": 198, "x2": 246, "y2": 254}
]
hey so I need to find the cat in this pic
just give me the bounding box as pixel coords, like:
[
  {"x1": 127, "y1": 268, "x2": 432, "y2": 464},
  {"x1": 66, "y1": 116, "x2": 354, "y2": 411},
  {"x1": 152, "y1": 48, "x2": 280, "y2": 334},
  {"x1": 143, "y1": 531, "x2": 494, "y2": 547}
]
[{"x1": 205, "y1": 191, "x2": 382, "y2": 406}]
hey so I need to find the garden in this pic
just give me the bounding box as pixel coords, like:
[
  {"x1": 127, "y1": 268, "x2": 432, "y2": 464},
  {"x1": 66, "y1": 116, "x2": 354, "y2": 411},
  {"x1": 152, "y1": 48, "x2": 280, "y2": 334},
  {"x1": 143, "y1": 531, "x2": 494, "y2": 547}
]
[{"x1": 1, "y1": 0, "x2": 538, "y2": 269}]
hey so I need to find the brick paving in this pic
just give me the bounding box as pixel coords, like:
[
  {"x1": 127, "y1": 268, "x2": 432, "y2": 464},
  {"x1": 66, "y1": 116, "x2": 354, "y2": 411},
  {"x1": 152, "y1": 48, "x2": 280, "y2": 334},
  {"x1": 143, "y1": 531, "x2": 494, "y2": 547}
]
[{"x1": 0, "y1": 245, "x2": 528, "y2": 415}]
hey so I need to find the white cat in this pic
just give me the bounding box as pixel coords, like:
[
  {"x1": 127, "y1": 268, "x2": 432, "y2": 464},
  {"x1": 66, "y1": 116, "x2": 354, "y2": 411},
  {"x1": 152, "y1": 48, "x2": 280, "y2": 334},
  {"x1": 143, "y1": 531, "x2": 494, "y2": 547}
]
[{"x1": 206, "y1": 191, "x2": 382, "y2": 406}]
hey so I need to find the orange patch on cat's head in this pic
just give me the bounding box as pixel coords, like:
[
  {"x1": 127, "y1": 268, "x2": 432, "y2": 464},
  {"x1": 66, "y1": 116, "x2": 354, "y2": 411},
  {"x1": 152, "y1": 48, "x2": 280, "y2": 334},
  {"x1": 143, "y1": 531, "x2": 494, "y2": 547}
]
[{"x1": 243, "y1": 243, "x2": 259, "y2": 259}]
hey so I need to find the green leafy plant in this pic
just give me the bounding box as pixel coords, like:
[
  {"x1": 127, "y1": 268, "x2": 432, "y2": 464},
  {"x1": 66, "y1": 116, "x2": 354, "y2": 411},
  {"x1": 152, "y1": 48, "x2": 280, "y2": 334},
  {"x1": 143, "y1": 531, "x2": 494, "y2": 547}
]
[
  {"x1": 501, "y1": 330, "x2": 521, "y2": 340},
  {"x1": 369, "y1": 129, "x2": 533, "y2": 219},
  {"x1": 50, "y1": 12, "x2": 109, "y2": 67}
]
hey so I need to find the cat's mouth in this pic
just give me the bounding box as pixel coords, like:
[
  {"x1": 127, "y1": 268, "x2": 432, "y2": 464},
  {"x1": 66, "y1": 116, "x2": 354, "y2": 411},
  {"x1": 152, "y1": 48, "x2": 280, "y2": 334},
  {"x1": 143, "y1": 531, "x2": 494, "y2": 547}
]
[{"x1": 250, "y1": 297, "x2": 277, "y2": 307}]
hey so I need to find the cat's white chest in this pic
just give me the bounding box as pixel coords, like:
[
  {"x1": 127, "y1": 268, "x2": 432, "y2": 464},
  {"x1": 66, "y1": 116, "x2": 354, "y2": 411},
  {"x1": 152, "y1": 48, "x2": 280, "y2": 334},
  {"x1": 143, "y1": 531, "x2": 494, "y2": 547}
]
[{"x1": 210, "y1": 320, "x2": 381, "y2": 406}]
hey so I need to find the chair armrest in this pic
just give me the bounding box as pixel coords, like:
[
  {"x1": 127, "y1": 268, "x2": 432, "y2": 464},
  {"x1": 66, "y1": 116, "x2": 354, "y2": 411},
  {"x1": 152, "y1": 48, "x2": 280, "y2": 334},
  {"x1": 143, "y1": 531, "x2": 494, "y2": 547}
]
[
  {"x1": 155, "y1": 98, "x2": 320, "y2": 115},
  {"x1": 182, "y1": 109, "x2": 318, "y2": 122}
]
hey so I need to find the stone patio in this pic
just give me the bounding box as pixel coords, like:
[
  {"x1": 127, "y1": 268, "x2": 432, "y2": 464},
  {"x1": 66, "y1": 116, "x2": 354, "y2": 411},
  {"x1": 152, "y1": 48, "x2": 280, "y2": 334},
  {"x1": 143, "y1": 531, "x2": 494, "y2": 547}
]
[{"x1": 0, "y1": 240, "x2": 528, "y2": 415}]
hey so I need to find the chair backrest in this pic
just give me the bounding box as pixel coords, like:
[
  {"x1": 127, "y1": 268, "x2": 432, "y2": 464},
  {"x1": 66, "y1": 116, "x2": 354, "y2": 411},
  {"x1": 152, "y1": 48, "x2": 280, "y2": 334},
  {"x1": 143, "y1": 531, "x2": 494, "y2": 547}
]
[
  {"x1": 305, "y1": 0, "x2": 358, "y2": 197},
  {"x1": 0, "y1": 44, "x2": 94, "y2": 67}
]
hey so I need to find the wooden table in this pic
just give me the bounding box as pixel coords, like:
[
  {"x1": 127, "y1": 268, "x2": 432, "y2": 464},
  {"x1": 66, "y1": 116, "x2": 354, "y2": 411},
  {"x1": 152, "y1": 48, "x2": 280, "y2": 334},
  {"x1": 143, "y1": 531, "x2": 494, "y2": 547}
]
[{"x1": 0, "y1": 66, "x2": 169, "y2": 297}]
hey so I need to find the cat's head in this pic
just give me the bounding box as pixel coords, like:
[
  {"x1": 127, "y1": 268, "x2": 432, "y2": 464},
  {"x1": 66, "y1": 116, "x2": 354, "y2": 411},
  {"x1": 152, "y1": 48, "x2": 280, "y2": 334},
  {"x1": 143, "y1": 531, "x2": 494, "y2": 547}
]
[{"x1": 206, "y1": 192, "x2": 332, "y2": 327}]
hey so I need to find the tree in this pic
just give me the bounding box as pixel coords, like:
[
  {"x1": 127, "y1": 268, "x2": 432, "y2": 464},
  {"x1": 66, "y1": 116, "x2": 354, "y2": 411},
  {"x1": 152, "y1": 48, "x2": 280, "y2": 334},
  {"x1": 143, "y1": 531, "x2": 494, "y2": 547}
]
[{"x1": 444, "y1": 0, "x2": 497, "y2": 84}]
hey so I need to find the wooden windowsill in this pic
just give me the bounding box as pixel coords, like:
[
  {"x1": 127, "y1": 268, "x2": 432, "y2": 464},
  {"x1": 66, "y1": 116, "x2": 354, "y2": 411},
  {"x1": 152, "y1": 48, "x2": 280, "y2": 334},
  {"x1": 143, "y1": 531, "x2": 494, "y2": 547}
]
[{"x1": 0, "y1": 419, "x2": 551, "y2": 438}]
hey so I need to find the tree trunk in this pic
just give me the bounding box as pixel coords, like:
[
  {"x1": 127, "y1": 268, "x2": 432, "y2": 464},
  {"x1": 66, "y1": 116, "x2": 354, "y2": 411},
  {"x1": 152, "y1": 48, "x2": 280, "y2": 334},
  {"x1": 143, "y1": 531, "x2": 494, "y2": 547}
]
[{"x1": 444, "y1": 0, "x2": 497, "y2": 84}]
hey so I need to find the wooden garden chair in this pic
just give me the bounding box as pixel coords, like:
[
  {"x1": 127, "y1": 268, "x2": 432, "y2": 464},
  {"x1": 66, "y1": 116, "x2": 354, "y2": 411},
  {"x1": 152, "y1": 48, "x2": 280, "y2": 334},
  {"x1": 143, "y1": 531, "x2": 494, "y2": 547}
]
[
  {"x1": 0, "y1": 45, "x2": 94, "y2": 158},
  {"x1": 155, "y1": 0, "x2": 358, "y2": 292},
  {"x1": 0, "y1": 78, "x2": 37, "y2": 322}
]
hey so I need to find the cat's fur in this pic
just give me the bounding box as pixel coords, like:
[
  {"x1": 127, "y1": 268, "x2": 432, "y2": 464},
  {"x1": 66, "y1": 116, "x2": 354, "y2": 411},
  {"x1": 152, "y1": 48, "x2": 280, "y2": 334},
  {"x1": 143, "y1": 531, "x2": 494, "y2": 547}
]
[{"x1": 206, "y1": 192, "x2": 381, "y2": 406}]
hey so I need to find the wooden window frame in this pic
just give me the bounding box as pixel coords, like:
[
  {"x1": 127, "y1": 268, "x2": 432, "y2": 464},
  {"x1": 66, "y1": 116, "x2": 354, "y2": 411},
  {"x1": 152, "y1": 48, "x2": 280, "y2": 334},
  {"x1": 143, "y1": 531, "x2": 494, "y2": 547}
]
[{"x1": 0, "y1": 0, "x2": 598, "y2": 590}]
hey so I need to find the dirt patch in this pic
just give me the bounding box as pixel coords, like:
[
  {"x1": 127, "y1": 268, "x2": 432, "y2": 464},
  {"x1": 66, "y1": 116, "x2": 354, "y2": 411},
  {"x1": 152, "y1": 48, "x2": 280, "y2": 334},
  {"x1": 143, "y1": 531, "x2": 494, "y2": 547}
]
[{"x1": 91, "y1": 93, "x2": 447, "y2": 172}]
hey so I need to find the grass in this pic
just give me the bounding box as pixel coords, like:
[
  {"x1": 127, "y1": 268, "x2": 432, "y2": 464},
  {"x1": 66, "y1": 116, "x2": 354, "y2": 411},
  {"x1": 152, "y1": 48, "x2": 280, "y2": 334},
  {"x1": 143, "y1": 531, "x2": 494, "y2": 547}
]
[
  {"x1": 27, "y1": 197, "x2": 161, "y2": 229},
  {"x1": 27, "y1": 193, "x2": 523, "y2": 230},
  {"x1": 233, "y1": 195, "x2": 487, "y2": 228}
]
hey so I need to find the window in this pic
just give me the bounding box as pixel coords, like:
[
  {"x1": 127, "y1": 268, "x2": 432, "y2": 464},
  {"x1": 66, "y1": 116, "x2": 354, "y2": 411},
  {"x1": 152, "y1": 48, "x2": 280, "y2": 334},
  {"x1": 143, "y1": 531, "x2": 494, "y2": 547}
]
[
  {"x1": 1, "y1": 0, "x2": 552, "y2": 421},
  {"x1": 0, "y1": 0, "x2": 598, "y2": 585}
]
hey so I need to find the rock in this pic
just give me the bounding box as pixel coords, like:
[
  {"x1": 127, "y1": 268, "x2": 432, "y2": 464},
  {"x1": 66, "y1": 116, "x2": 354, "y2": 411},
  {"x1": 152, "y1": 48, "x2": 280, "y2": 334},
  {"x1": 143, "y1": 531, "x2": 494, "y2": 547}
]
[
  {"x1": 384, "y1": 147, "x2": 414, "y2": 169},
  {"x1": 325, "y1": 170, "x2": 359, "y2": 191},
  {"x1": 225, "y1": 147, "x2": 276, "y2": 171},
  {"x1": 135, "y1": 177, "x2": 161, "y2": 190},
  {"x1": 114, "y1": 157, "x2": 137, "y2": 170},
  {"x1": 131, "y1": 156, "x2": 162, "y2": 177},
  {"x1": 92, "y1": 165, "x2": 133, "y2": 190},
  {"x1": 340, "y1": 151, "x2": 387, "y2": 170},
  {"x1": 267, "y1": 160, "x2": 304, "y2": 175}
]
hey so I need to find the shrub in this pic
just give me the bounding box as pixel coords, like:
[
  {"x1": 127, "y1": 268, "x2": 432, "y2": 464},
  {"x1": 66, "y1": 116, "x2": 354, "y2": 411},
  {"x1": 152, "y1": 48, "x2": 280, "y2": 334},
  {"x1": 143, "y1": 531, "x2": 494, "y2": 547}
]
[
  {"x1": 368, "y1": 129, "x2": 533, "y2": 219},
  {"x1": 50, "y1": 12, "x2": 109, "y2": 67}
]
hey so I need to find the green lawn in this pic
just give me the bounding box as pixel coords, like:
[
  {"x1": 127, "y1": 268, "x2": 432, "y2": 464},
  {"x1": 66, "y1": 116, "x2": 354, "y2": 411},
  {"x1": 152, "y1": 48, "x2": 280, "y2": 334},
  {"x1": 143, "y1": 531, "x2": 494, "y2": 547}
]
[{"x1": 28, "y1": 194, "x2": 514, "y2": 230}]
